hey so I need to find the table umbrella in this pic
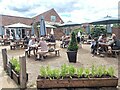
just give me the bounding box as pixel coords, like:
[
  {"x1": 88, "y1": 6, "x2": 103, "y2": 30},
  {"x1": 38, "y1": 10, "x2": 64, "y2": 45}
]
[{"x1": 40, "y1": 16, "x2": 46, "y2": 37}]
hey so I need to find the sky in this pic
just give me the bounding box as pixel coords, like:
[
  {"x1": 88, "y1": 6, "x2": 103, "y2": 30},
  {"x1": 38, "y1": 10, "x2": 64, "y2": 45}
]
[{"x1": 0, "y1": 0, "x2": 119, "y2": 23}]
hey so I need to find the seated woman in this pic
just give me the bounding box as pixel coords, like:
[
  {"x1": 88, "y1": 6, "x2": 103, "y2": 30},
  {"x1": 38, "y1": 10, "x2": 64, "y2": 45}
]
[
  {"x1": 109, "y1": 34, "x2": 120, "y2": 50},
  {"x1": 38, "y1": 37, "x2": 48, "y2": 59}
]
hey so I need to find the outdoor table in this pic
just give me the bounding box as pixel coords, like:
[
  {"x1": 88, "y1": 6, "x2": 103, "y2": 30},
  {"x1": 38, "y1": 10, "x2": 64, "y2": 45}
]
[
  {"x1": 28, "y1": 44, "x2": 39, "y2": 56},
  {"x1": 47, "y1": 42, "x2": 56, "y2": 49},
  {"x1": 98, "y1": 42, "x2": 110, "y2": 55}
]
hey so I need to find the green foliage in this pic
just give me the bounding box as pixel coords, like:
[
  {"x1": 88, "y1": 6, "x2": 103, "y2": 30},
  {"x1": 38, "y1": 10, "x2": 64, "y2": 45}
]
[
  {"x1": 91, "y1": 64, "x2": 97, "y2": 76},
  {"x1": 107, "y1": 67, "x2": 115, "y2": 77},
  {"x1": 15, "y1": 64, "x2": 20, "y2": 74},
  {"x1": 77, "y1": 67, "x2": 83, "y2": 78},
  {"x1": 96, "y1": 65, "x2": 103, "y2": 77},
  {"x1": 10, "y1": 57, "x2": 18, "y2": 67},
  {"x1": 68, "y1": 65, "x2": 76, "y2": 79},
  {"x1": 52, "y1": 69, "x2": 60, "y2": 79},
  {"x1": 91, "y1": 26, "x2": 107, "y2": 38},
  {"x1": 67, "y1": 32, "x2": 78, "y2": 51},
  {"x1": 84, "y1": 68, "x2": 90, "y2": 78},
  {"x1": 39, "y1": 64, "x2": 116, "y2": 79},
  {"x1": 74, "y1": 28, "x2": 83, "y2": 35},
  {"x1": 60, "y1": 64, "x2": 69, "y2": 79},
  {"x1": 10, "y1": 57, "x2": 20, "y2": 73},
  {"x1": 40, "y1": 66, "x2": 47, "y2": 78}
]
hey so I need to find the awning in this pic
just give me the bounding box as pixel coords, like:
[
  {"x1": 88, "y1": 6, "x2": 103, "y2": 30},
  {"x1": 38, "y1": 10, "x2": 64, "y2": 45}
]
[
  {"x1": 5, "y1": 23, "x2": 31, "y2": 28},
  {"x1": 89, "y1": 16, "x2": 120, "y2": 25}
]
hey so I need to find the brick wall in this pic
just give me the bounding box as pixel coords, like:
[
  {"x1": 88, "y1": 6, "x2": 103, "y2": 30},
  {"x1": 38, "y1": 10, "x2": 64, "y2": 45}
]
[{"x1": 112, "y1": 27, "x2": 120, "y2": 39}]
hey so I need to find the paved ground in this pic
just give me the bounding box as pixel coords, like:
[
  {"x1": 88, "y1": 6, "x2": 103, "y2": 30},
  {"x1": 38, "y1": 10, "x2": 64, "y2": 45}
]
[{"x1": 0, "y1": 41, "x2": 119, "y2": 89}]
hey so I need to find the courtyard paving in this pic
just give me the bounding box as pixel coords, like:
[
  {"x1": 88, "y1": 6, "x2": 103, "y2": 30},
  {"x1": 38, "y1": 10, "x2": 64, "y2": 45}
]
[{"x1": 0, "y1": 41, "x2": 119, "y2": 89}]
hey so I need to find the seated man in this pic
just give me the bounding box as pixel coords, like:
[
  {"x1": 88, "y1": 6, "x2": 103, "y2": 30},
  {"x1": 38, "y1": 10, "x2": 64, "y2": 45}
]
[
  {"x1": 91, "y1": 37, "x2": 98, "y2": 56},
  {"x1": 28, "y1": 36, "x2": 37, "y2": 56}
]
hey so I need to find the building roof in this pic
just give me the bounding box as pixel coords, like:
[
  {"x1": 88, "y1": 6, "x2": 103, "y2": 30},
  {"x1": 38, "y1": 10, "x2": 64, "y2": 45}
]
[
  {"x1": 0, "y1": 8, "x2": 63, "y2": 27},
  {"x1": 1, "y1": 15, "x2": 33, "y2": 26},
  {"x1": 33, "y1": 8, "x2": 64, "y2": 24}
]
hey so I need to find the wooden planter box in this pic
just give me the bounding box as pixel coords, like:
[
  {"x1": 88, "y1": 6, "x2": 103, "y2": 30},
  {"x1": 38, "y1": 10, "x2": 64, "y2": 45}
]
[
  {"x1": 6, "y1": 62, "x2": 13, "y2": 79},
  {"x1": 12, "y1": 70, "x2": 28, "y2": 85},
  {"x1": 37, "y1": 75, "x2": 118, "y2": 89}
]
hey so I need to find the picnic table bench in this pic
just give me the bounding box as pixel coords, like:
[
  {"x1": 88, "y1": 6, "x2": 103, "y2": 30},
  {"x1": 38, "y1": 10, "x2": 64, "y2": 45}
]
[
  {"x1": 35, "y1": 48, "x2": 60, "y2": 60},
  {"x1": 25, "y1": 48, "x2": 60, "y2": 60}
]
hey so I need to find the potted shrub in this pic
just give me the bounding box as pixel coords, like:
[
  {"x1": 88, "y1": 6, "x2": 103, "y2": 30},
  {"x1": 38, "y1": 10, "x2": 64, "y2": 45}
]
[
  {"x1": 67, "y1": 32, "x2": 78, "y2": 63},
  {"x1": 37, "y1": 64, "x2": 118, "y2": 89}
]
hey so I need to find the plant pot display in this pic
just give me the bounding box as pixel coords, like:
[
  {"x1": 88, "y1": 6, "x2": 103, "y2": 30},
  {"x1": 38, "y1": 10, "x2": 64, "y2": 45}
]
[
  {"x1": 7, "y1": 57, "x2": 28, "y2": 85},
  {"x1": 37, "y1": 64, "x2": 118, "y2": 89},
  {"x1": 67, "y1": 32, "x2": 78, "y2": 63}
]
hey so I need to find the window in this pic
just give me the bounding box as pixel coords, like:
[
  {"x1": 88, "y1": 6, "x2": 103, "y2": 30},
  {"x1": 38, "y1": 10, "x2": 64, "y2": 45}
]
[{"x1": 51, "y1": 16, "x2": 56, "y2": 22}]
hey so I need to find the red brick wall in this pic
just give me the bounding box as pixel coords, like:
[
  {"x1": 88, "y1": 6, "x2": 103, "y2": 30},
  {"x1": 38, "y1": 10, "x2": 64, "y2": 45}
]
[{"x1": 112, "y1": 27, "x2": 120, "y2": 39}]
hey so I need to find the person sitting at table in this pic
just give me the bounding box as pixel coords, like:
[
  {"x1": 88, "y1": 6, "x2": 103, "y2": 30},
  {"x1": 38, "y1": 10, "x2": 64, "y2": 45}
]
[
  {"x1": 98, "y1": 34, "x2": 106, "y2": 42},
  {"x1": 38, "y1": 37, "x2": 48, "y2": 59},
  {"x1": 98, "y1": 34, "x2": 107, "y2": 53},
  {"x1": 109, "y1": 34, "x2": 120, "y2": 50},
  {"x1": 50, "y1": 34, "x2": 56, "y2": 42},
  {"x1": 28, "y1": 36, "x2": 37, "y2": 56},
  {"x1": 91, "y1": 37, "x2": 98, "y2": 56}
]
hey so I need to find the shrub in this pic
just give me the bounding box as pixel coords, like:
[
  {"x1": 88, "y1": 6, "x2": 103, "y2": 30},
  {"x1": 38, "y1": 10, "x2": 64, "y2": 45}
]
[{"x1": 67, "y1": 32, "x2": 78, "y2": 51}]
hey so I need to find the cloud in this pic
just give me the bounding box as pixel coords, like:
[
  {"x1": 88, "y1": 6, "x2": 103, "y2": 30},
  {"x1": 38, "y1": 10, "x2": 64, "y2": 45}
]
[{"x1": 0, "y1": 0, "x2": 119, "y2": 23}]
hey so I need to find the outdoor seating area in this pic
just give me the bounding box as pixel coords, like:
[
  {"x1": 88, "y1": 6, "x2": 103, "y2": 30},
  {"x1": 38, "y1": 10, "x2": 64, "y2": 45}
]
[{"x1": 0, "y1": 1, "x2": 120, "y2": 89}]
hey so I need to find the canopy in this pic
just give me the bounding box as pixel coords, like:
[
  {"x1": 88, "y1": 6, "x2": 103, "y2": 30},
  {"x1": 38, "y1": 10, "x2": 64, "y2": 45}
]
[
  {"x1": 5, "y1": 23, "x2": 31, "y2": 28},
  {"x1": 90, "y1": 16, "x2": 120, "y2": 25}
]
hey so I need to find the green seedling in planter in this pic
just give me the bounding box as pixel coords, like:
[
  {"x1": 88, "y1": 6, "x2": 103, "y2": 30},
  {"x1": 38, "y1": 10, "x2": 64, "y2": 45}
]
[
  {"x1": 61, "y1": 64, "x2": 69, "y2": 79},
  {"x1": 46, "y1": 67, "x2": 53, "y2": 80},
  {"x1": 68, "y1": 65, "x2": 76, "y2": 79},
  {"x1": 96, "y1": 65, "x2": 103, "y2": 77},
  {"x1": 91, "y1": 64, "x2": 97, "y2": 77},
  {"x1": 10, "y1": 57, "x2": 19, "y2": 69},
  {"x1": 84, "y1": 68, "x2": 90, "y2": 78},
  {"x1": 107, "y1": 66, "x2": 115, "y2": 77},
  {"x1": 102, "y1": 66, "x2": 107, "y2": 75},
  {"x1": 15, "y1": 64, "x2": 20, "y2": 74},
  {"x1": 52, "y1": 69, "x2": 60, "y2": 79},
  {"x1": 40, "y1": 66, "x2": 47, "y2": 78},
  {"x1": 77, "y1": 67, "x2": 83, "y2": 78}
]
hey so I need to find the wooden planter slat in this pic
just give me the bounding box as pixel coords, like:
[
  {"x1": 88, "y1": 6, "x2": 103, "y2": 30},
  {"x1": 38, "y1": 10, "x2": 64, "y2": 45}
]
[
  {"x1": 37, "y1": 77, "x2": 118, "y2": 89},
  {"x1": 12, "y1": 70, "x2": 28, "y2": 85},
  {"x1": 12, "y1": 70, "x2": 20, "y2": 84}
]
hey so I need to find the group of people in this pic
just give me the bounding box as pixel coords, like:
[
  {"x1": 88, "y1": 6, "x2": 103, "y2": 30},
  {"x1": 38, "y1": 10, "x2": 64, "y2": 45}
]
[
  {"x1": 24, "y1": 35, "x2": 56, "y2": 58},
  {"x1": 60, "y1": 35, "x2": 70, "y2": 48},
  {"x1": 91, "y1": 33, "x2": 120, "y2": 56}
]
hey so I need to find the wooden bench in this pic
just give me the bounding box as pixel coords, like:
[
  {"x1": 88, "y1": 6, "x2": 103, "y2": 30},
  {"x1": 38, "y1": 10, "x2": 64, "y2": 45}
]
[
  {"x1": 35, "y1": 48, "x2": 60, "y2": 60},
  {"x1": 10, "y1": 44, "x2": 16, "y2": 50},
  {"x1": 112, "y1": 49, "x2": 120, "y2": 58}
]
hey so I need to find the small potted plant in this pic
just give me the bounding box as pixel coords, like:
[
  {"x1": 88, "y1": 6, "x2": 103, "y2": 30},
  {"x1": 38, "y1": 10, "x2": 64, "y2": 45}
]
[{"x1": 67, "y1": 32, "x2": 78, "y2": 63}]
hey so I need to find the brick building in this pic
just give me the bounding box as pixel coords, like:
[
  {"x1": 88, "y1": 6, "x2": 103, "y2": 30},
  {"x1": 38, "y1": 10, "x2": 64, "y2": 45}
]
[{"x1": 0, "y1": 8, "x2": 64, "y2": 39}]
